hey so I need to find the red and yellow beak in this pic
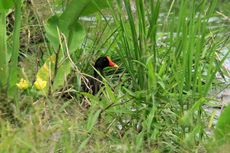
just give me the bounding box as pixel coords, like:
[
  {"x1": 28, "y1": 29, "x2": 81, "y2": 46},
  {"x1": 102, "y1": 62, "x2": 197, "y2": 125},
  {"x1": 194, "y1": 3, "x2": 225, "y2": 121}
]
[{"x1": 106, "y1": 56, "x2": 119, "y2": 68}]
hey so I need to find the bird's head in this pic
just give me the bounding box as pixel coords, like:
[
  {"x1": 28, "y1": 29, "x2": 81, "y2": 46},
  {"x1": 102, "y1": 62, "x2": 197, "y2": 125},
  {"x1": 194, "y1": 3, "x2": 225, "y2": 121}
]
[{"x1": 94, "y1": 56, "x2": 119, "y2": 69}]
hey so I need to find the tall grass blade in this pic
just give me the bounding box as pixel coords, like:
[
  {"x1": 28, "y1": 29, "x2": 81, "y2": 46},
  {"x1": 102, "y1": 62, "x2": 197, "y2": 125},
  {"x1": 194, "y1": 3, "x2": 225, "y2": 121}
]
[
  {"x1": 0, "y1": 10, "x2": 8, "y2": 88},
  {"x1": 7, "y1": 0, "x2": 22, "y2": 97}
]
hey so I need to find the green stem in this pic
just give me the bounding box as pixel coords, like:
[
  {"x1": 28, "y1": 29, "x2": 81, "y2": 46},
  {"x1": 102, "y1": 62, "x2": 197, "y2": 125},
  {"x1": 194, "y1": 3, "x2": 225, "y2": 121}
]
[
  {"x1": 7, "y1": 0, "x2": 22, "y2": 98},
  {"x1": 0, "y1": 10, "x2": 8, "y2": 89}
]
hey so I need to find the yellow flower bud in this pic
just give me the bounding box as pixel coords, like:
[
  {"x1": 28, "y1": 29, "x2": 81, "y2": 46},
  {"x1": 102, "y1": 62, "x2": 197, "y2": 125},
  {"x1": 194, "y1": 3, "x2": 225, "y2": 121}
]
[
  {"x1": 34, "y1": 77, "x2": 47, "y2": 90},
  {"x1": 16, "y1": 78, "x2": 29, "y2": 90}
]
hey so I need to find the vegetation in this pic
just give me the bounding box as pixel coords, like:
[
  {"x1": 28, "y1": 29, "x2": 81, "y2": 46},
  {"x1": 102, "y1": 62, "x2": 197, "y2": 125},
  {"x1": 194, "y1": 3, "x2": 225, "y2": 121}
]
[{"x1": 0, "y1": 0, "x2": 230, "y2": 152}]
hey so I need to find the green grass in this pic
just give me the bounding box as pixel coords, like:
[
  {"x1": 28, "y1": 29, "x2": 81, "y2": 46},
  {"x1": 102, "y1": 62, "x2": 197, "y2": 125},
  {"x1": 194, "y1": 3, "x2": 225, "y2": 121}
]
[{"x1": 0, "y1": 0, "x2": 230, "y2": 152}]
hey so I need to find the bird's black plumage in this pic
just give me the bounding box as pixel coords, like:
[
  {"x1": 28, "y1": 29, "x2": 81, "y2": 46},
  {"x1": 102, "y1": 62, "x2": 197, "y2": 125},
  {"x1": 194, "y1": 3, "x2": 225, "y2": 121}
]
[{"x1": 82, "y1": 56, "x2": 118, "y2": 95}]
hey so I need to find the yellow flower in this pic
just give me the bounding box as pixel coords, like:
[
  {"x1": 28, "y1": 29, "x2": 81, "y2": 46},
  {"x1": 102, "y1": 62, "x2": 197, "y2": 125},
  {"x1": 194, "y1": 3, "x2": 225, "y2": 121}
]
[
  {"x1": 34, "y1": 77, "x2": 47, "y2": 90},
  {"x1": 16, "y1": 78, "x2": 29, "y2": 90}
]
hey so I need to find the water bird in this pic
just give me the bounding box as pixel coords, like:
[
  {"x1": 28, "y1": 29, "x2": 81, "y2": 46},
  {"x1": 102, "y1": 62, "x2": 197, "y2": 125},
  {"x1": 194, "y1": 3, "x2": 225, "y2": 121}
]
[{"x1": 81, "y1": 56, "x2": 119, "y2": 95}]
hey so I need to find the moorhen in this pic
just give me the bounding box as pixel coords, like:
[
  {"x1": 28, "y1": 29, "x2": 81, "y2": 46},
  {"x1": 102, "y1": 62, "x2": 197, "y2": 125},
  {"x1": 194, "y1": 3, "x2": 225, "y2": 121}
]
[{"x1": 82, "y1": 56, "x2": 118, "y2": 95}]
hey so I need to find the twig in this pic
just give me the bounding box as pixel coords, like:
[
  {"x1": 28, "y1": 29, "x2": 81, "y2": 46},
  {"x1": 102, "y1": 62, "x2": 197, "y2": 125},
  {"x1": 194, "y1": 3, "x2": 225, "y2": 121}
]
[
  {"x1": 62, "y1": 33, "x2": 105, "y2": 91},
  {"x1": 99, "y1": 97, "x2": 134, "y2": 117}
]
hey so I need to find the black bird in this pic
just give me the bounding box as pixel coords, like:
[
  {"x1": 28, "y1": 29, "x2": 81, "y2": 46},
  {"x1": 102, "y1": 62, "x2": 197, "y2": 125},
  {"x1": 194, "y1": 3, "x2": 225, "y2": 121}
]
[{"x1": 82, "y1": 56, "x2": 118, "y2": 95}]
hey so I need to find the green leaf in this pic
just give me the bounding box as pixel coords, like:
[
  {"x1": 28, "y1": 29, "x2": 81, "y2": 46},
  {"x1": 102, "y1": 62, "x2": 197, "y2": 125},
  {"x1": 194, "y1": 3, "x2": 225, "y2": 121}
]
[
  {"x1": 67, "y1": 21, "x2": 85, "y2": 52},
  {"x1": 81, "y1": 92, "x2": 100, "y2": 104},
  {"x1": 58, "y1": 0, "x2": 110, "y2": 31},
  {"x1": 184, "y1": 126, "x2": 201, "y2": 148},
  {"x1": 104, "y1": 82, "x2": 115, "y2": 102},
  {"x1": 0, "y1": 11, "x2": 8, "y2": 87},
  {"x1": 7, "y1": 0, "x2": 22, "y2": 97},
  {"x1": 36, "y1": 55, "x2": 56, "y2": 94},
  {"x1": 135, "y1": 131, "x2": 144, "y2": 152},
  {"x1": 44, "y1": 0, "x2": 110, "y2": 59},
  {"x1": 45, "y1": 15, "x2": 60, "y2": 51},
  {"x1": 58, "y1": 0, "x2": 91, "y2": 32},
  {"x1": 144, "y1": 105, "x2": 156, "y2": 134},
  {"x1": 80, "y1": 0, "x2": 110, "y2": 16},
  {"x1": 77, "y1": 137, "x2": 90, "y2": 153},
  {"x1": 180, "y1": 111, "x2": 193, "y2": 127},
  {"x1": 86, "y1": 109, "x2": 101, "y2": 132},
  {"x1": 215, "y1": 105, "x2": 230, "y2": 144},
  {"x1": 0, "y1": 0, "x2": 14, "y2": 10},
  {"x1": 45, "y1": 17, "x2": 85, "y2": 53},
  {"x1": 52, "y1": 60, "x2": 71, "y2": 91},
  {"x1": 146, "y1": 55, "x2": 156, "y2": 92},
  {"x1": 180, "y1": 98, "x2": 205, "y2": 126}
]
